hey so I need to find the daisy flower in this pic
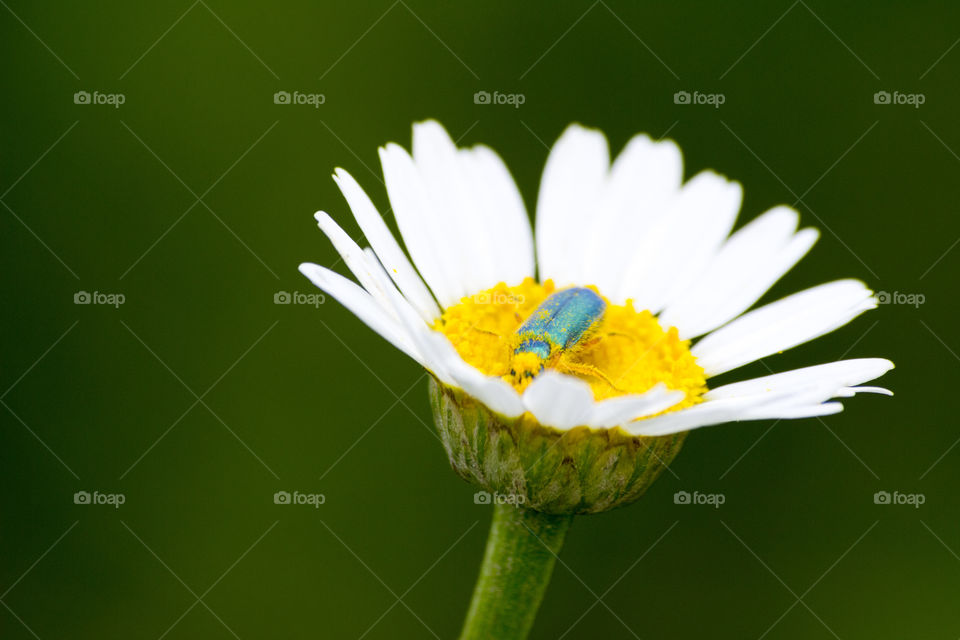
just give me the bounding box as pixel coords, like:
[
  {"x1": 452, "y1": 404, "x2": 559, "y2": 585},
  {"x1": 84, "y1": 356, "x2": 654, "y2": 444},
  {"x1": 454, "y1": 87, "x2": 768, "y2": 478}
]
[
  {"x1": 299, "y1": 120, "x2": 892, "y2": 440},
  {"x1": 299, "y1": 119, "x2": 893, "y2": 639}
]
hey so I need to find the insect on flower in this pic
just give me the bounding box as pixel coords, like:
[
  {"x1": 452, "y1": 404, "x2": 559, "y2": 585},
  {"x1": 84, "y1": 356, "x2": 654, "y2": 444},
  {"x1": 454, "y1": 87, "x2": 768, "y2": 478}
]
[
  {"x1": 299, "y1": 120, "x2": 893, "y2": 438},
  {"x1": 507, "y1": 287, "x2": 620, "y2": 391}
]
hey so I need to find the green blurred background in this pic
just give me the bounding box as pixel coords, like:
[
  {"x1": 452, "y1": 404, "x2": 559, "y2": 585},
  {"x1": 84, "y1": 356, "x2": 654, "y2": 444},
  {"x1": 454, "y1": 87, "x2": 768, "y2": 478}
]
[{"x1": 2, "y1": 1, "x2": 958, "y2": 638}]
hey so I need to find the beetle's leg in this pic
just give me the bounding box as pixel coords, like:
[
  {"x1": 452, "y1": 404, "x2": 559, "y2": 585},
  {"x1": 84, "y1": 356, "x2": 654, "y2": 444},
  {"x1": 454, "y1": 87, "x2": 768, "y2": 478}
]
[
  {"x1": 568, "y1": 329, "x2": 636, "y2": 354},
  {"x1": 555, "y1": 357, "x2": 623, "y2": 393},
  {"x1": 574, "y1": 336, "x2": 601, "y2": 350}
]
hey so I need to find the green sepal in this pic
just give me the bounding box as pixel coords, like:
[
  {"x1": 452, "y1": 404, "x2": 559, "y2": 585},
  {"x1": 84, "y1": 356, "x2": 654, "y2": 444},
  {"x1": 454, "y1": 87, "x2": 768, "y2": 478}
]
[{"x1": 429, "y1": 377, "x2": 686, "y2": 515}]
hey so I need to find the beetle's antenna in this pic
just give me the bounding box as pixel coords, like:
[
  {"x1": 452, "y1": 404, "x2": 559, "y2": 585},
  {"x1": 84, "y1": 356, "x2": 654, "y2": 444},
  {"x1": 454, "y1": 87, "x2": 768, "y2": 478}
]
[{"x1": 468, "y1": 326, "x2": 505, "y2": 340}]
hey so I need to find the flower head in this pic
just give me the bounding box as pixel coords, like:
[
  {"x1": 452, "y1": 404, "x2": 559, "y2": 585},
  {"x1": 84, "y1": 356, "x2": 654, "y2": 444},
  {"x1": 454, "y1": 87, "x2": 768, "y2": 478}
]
[{"x1": 299, "y1": 120, "x2": 892, "y2": 512}]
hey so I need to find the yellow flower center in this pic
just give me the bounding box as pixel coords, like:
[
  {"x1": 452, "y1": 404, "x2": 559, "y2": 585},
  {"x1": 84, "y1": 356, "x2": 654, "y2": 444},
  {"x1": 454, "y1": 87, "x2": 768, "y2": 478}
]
[{"x1": 433, "y1": 278, "x2": 707, "y2": 414}]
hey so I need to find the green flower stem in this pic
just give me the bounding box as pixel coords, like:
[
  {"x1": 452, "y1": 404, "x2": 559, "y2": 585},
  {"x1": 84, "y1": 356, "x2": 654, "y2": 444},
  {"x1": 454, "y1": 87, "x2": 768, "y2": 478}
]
[{"x1": 459, "y1": 503, "x2": 573, "y2": 640}]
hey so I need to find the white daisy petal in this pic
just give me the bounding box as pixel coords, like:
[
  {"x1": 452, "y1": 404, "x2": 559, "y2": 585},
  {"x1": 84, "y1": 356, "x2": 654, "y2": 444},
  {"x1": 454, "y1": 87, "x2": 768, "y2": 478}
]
[
  {"x1": 704, "y1": 358, "x2": 894, "y2": 401},
  {"x1": 410, "y1": 121, "x2": 536, "y2": 297},
  {"x1": 764, "y1": 402, "x2": 845, "y2": 419},
  {"x1": 692, "y1": 279, "x2": 877, "y2": 376},
  {"x1": 417, "y1": 330, "x2": 525, "y2": 418},
  {"x1": 356, "y1": 246, "x2": 458, "y2": 385},
  {"x1": 381, "y1": 121, "x2": 537, "y2": 307},
  {"x1": 582, "y1": 134, "x2": 684, "y2": 296},
  {"x1": 313, "y1": 211, "x2": 393, "y2": 312},
  {"x1": 332, "y1": 168, "x2": 441, "y2": 322},
  {"x1": 380, "y1": 142, "x2": 466, "y2": 307},
  {"x1": 587, "y1": 383, "x2": 685, "y2": 428},
  {"x1": 618, "y1": 171, "x2": 743, "y2": 312},
  {"x1": 456, "y1": 145, "x2": 535, "y2": 286},
  {"x1": 627, "y1": 394, "x2": 845, "y2": 437},
  {"x1": 522, "y1": 371, "x2": 595, "y2": 430},
  {"x1": 628, "y1": 358, "x2": 892, "y2": 437},
  {"x1": 297, "y1": 263, "x2": 422, "y2": 364},
  {"x1": 411, "y1": 121, "x2": 497, "y2": 295},
  {"x1": 659, "y1": 206, "x2": 819, "y2": 339},
  {"x1": 359, "y1": 247, "x2": 526, "y2": 418},
  {"x1": 536, "y1": 124, "x2": 610, "y2": 287},
  {"x1": 846, "y1": 386, "x2": 893, "y2": 396},
  {"x1": 625, "y1": 396, "x2": 763, "y2": 436}
]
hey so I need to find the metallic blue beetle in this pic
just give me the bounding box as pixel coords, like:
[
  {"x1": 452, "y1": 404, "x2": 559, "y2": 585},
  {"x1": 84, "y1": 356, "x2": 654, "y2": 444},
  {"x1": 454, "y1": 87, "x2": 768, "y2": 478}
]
[{"x1": 509, "y1": 287, "x2": 614, "y2": 388}]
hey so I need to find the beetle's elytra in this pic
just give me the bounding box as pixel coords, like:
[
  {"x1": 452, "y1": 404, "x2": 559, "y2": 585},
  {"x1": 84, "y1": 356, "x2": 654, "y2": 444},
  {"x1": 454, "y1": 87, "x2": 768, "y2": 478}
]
[{"x1": 509, "y1": 287, "x2": 607, "y2": 385}]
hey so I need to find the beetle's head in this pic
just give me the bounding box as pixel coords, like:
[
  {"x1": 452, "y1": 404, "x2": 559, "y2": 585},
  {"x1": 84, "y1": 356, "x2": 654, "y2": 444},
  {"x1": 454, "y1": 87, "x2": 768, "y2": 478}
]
[{"x1": 508, "y1": 351, "x2": 544, "y2": 391}]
